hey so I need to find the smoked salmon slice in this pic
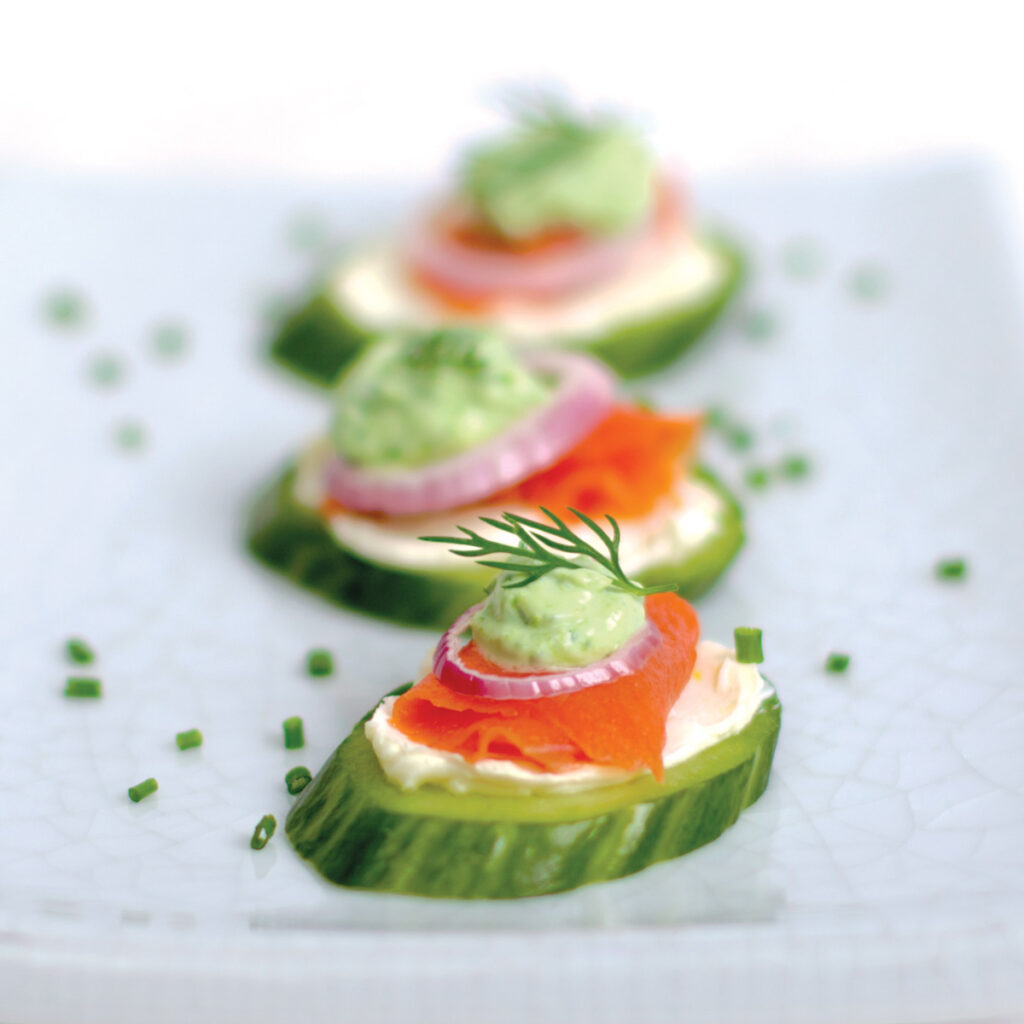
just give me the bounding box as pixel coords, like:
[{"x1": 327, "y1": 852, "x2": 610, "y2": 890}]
[
  {"x1": 389, "y1": 592, "x2": 700, "y2": 780},
  {"x1": 486, "y1": 405, "x2": 700, "y2": 519}
]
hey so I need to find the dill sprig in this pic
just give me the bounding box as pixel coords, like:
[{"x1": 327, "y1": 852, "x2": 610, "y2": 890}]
[
  {"x1": 502, "y1": 90, "x2": 595, "y2": 139},
  {"x1": 421, "y1": 508, "x2": 677, "y2": 596}
]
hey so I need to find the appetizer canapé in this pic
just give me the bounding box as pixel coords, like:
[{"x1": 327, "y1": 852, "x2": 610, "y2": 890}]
[
  {"x1": 286, "y1": 512, "x2": 779, "y2": 898},
  {"x1": 248, "y1": 328, "x2": 743, "y2": 628},
  {"x1": 271, "y1": 99, "x2": 744, "y2": 384}
]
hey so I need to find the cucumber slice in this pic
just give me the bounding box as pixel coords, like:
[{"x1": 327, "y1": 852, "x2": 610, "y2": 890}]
[
  {"x1": 268, "y1": 232, "x2": 745, "y2": 386},
  {"x1": 245, "y1": 464, "x2": 744, "y2": 629},
  {"x1": 286, "y1": 685, "x2": 780, "y2": 899}
]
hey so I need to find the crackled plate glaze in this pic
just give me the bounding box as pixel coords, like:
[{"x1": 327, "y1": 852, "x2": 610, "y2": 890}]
[{"x1": 1, "y1": 159, "x2": 1023, "y2": 1024}]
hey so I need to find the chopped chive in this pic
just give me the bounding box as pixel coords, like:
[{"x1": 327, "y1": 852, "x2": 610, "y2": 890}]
[
  {"x1": 744, "y1": 466, "x2": 771, "y2": 490},
  {"x1": 128, "y1": 778, "x2": 158, "y2": 802},
  {"x1": 825, "y1": 652, "x2": 851, "y2": 673},
  {"x1": 734, "y1": 627, "x2": 764, "y2": 664},
  {"x1": 64, "y1": 676, "x2": 102, "y2": 698},
  {"x1": 285, "y1": 766, "x2": 312, "y2": 795},
  {"x1": 779, "y1": 454, "x2": 811, "y2": 479},
  {"x1": 152, "y1": 322, "x2": 189, "y2": 360},
  {"x1": 848, "y1": 264, "x2": 889, "y2": 302},
  {"x1": 306, "y1": 649, "x2": 334, "y2": 678},
  {"x1": 283, "y1": 716, "x2": 305, "y2": 749},
  {"x1": 44, "y1": 288, "x2": 87, "y2": 328},
  {"x1": 727, "y1": 425, "x2": 754, "y2": 452},
  {"x1": 65, "y1": 637, "x2": 95, "y2": 665},
  {"x1": 175, "y1": 728, "x2": 203, "y2": 751},
  {"x1": 741, "y1": 308, "x2": 776, "y2": 341},
  {"x1": 250, "y1": 814, "x2": 276, "y2": 850},
  {"x1": 88, "y1": 353, "x2": 125, "y2": 388},
  {"x1": 114, "y1": 420, "x2": 147, "y2": 453},
  {"x1": 935, "y1": 557, "x2": 967, "y2": 581},
  {"x1": 705, "y1": 407, "x2": 729, "y2": 431}
]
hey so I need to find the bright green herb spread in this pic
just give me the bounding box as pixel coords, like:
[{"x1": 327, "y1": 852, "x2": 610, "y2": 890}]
[
  {"x1": 424, "y1": 507, "x2": 674, "y2": 670},
  {"x1": 461, "y1": 99, "x2": 655, "y2": 240},
  {"x1": 471, "y1": 560, "x2": 647, "y2": 669},
  {"x1": 331, "y1": 329, "x2": 551, "y2": 469}
]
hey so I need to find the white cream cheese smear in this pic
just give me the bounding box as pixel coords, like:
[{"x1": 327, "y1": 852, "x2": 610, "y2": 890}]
[
  {"x1": 332, "y1": 230, "x2": 725, "y2": 345},
  {"x1": 293, "y1": 440, "x2": 724, "y2": 577},
  {"x1": 365, "y1": 641, "x2": 772, "y2": 796}
]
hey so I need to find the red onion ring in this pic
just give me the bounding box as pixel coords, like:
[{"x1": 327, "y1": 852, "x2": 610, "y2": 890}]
[
  {"x1": 403, "y1": 181, "x2": 681, "y2": 304},
  {"x1": 323, "y1": 350, "x2": 614, "y2": 516},
  {"x1": 405, "y1": 214, "x2": 645, "y2": 302},
  {"x1": 433, "y1": 601, "x2": 663, "y2": 700}
]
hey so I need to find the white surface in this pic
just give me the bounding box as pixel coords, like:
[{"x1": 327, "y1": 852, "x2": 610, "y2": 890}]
[
  {"x1": 0, "y1": 2, "x2": 1021, "y2": 182},
  {"x1": 1, "y1": 159, "x2": 1024, "y2": 1022}
]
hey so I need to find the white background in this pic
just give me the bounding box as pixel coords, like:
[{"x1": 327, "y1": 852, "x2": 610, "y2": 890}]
[{"x1": 2, "y1": 0, "x2": 1023, "y2": 214}]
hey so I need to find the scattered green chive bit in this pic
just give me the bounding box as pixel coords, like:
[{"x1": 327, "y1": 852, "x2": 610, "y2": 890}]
[
  {"x1": 705, "y1": 407, "x2": 730, "y2": 431},
  {"x1": 250, "y1": 814, "x2": 277, "y2": 850},
  {"x1": 703, "y1": 407, "x2": 754, "y2": 450},
  {"x1": 935, "y1": 557, "x2": 967, "y2": 581},
  {"x1": 128, "y1": 778, "x2": 158, "y2": 803},
  {"x1": 285, "y1": 766, "x2": 312, "y2": 795},
  {"x1": 306, "y1": 649, "x2": 334, "y2": 678},
  {"x1": 744, "y1": 466, "x2": 771, "y2": 490},
  {"x1": 152, "y1": 322, "x2": 189, "y2": 360},
  {"x1": 779, "y1": 454, "x2": 811, "y2": 479},
  {"x1": 44, "y1": 289, "x2": 87, "y2": 328},
  {"x1": 734, "y1": 627, "x2": 764, "y2": 665},
  {"x1": 175, "y1": 728, "x2": 203, "y2": 751},
  {"x1": 782, "y1": 239, "x2": 823, "y2": 280},
  {"x1": 741, "y1": 307, "x2": 776, "y2": 341},
  {"x1": 848, "y1": 264, "x2": 889, "y2": 303},
  {"x1": 64, "y1": 676, "x2": 102, "y2": 698},
  {"x1": 283, "y1": 716, "x2": 305, "y2": 749},
  {"x1": 88, "y1": 353, "x2": 125, "y2": 388},
  {"x1": 65, "y1": 637, "x2": 95, "y2": 665},
  {"x1": 114, "y1": 420, "x2": 147, "y2": 453},
  {"x1": 727, "y1": 425, "x2": 754, "y2": 452},
  {"x1": 825, "y1": 652, "x2": 851, "y2": 673}
]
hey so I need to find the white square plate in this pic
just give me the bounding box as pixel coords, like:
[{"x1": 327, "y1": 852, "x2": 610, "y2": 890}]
[{"x1": 1, "y1": 159, "x2": 1023, "y2": 1023}]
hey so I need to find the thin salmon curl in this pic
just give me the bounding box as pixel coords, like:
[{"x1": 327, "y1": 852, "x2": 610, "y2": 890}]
[
  {"x1": 487, "y1": 404, "x2": 699, "y2": 520},
  {"x1": 389, "y1": 592, "x2": 700, "y2": 780}
]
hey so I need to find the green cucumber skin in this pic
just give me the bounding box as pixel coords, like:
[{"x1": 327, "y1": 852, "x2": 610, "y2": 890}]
[
  {"x1": 268, "y1": 233, "x2": 745, "y2": 386},
  {"x1": 245, "y1": 464, "x2": 744, "y2": 630},
  {"x1": 270, "y1": 292, "x2": 374, "y2": 389},
  {"x1": 286, "y1": 687, "x2": 780, "y2": 900}
]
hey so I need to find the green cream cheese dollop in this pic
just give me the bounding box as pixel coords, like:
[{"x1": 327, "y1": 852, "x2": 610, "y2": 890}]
[
  {"x1": 330, "y1": 328, "x2": 552, "y2": 470},
  {"x1": 470, "y1": 561, "x2": 646, "y2": 670},
  {"x1": 461, "y1": 106, "x2": 655, "y2": 241}
]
